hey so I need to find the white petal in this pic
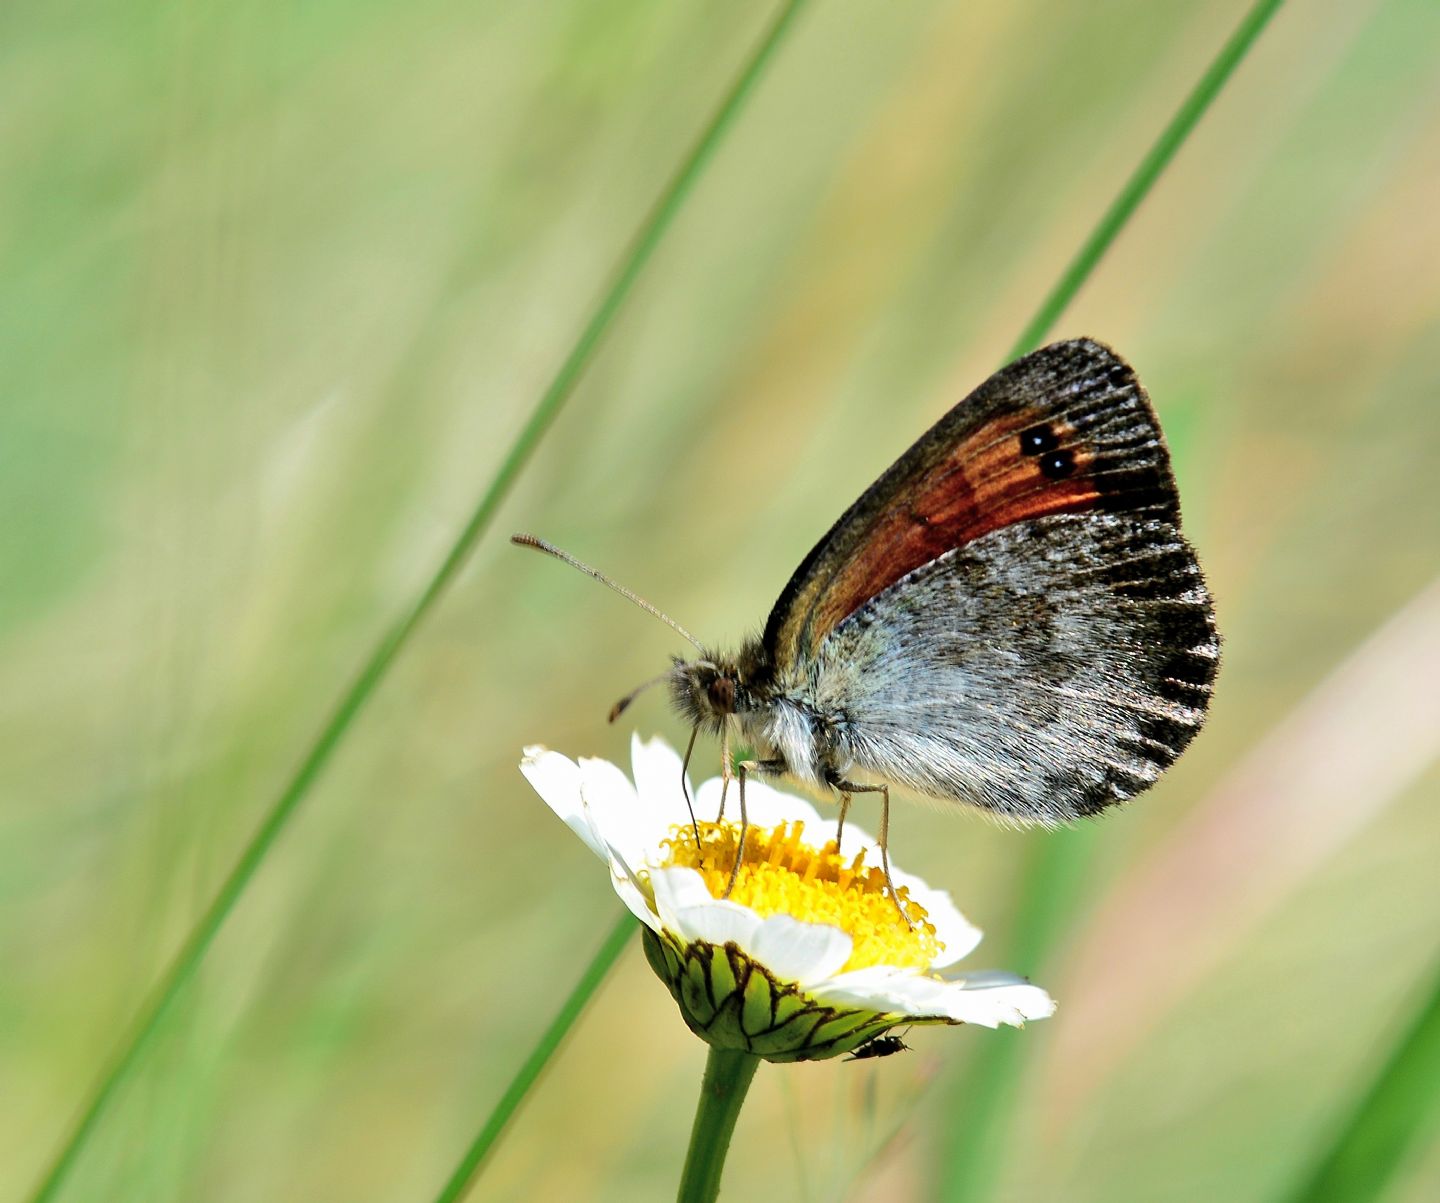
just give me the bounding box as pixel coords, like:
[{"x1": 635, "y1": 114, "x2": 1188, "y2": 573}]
[
  {"x1": 807, "y1": 965, "x2": 925, "y2": 1013},
  {"x1": 576, "y1": 755, "x2": 647, "y2": 865},
  {"x1": 807, "y1": 970, "x2": 960, "y2": 1021},
  {"x1": 912, "y1": 887, "x2": 983, "y2": 967},
  {"x1": 520, "y1": 747, "x2": 607, "y2": 862},
  {"x1": 672, "y1": 901, "x2": 763, "y2": 950},
  {"x1": 649, "y1": 866, "x2": 720, "y2": 931},
  {"x1": 597, "y1": 843, "x2": 661, "y2": 926},
  {"x1": 746, "y1": 914, "x2": 852, "y2": 986},
  {"x1": 648, "y1": 866, "x2": 766, "y2": 950},
  {"x1": 611, "y1": 873, "x2": 662, "y2": 933},
  {"x1": 575, "y1": 754, "x2": 639, "y2": 808},
  {"x1": 739, "y1": 775, "x2": 829, "y2": 829},
  {"x1": 837, "y1": 817, "x2": 880, "y2": 854},
  {"x1": 690, "y1": 776, "x2": 730, "y2": 823},
  {"x1": 810, "y1": 967, "x2": 1054, "y2": 1028},
  {"x1": 630, "y1": 733, "x2": 694, "y2": 840},
  {"x1": 941, "y1": 978, "x2": 1056, "y2": 1028},
  {"x1": 692, "y1": 774, "x2": 828, "y2": 833}
]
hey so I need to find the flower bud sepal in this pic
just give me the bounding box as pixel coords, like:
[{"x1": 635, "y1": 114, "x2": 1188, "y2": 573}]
[{"x1": 642, "y1": 927, "x2": 944, "y2": 1064}]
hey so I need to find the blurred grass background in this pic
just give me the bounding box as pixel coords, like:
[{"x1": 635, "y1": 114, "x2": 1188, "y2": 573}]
[{"x1": 3, "y1": 0, "x2": 1439, "y2": 1200}]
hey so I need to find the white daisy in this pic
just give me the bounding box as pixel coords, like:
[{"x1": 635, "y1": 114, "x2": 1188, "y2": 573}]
[{"x1": 521, "y1": 734, "x2": 1055, "y2": 1062}]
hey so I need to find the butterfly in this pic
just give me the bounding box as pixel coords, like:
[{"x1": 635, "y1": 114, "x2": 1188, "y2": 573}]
[{"x1": 515, "y1": 339, "x2": 1218, "y2": 907}]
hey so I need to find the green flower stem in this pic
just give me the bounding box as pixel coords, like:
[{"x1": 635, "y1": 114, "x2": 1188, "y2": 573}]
[
  {"x1": 1282, "y1": 955, "x2": 1440, "y2": 1203},
  {"x1": 942, "y1": 1, "x2": 1287, "y2": 1199},
  {"x1": 24, "y1": 4, "x2": 810, "y2": 1202},
  {"x1": 677, "y1": 1047, "x2": 763, "y2": 1203},
  {"x1": 1007, "y1": 0, "x2": 1287, "y2": 361},
  {"x1": 937, "y1": 828, "x2": 1097, "y2": 1203},
  {"x1": 429, "y1": 914, "x2": 636, "y2": 1203}
]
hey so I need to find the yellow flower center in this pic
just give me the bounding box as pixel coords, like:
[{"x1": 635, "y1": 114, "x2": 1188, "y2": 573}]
[{"x1": 658, "y1": 820, "x2": 940, "y2": 973}]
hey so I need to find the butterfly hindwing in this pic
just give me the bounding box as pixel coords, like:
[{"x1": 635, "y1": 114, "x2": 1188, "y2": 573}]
[{"x1": 810, "y1": 512, "x2": 1217, "y2": 821}]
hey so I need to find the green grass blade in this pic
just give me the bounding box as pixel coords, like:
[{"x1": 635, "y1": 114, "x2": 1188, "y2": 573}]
[
  {"x1": 430, "y1": 914, "x2": 637, "y2": 1203},
  {"x1": 941, "y1": 2, "x2": 1287, "y2": 1199},
  {"x1": 24, "y1": 4, "x2": 810, "y2": 1200},
  {"x1": 936, "y1": 829, "x2": 1097, "y2": 1203},
  {"x1": 1282, "y1": 956, "x2": 1440, "y2": 1203},
  {"x1": 1006, "y1": 0, "x2": 1288, "y2": 361}
]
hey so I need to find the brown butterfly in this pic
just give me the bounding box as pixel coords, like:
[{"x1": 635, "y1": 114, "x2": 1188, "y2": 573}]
[{"x1": 516, "y1": 339, "x2": 1218, "y2": 908}]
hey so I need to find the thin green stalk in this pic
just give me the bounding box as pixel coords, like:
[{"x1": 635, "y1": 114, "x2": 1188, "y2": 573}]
[
  {"x1": 677, "y1": 1048, "x2": 763, "y2": 1203},
  {"x1": 430, "y1": 914, "x2": 636, "y2": 1203},
  {"x1": 1006, "y1": 0, "x2": 1287, "y2": 361},
  {"x1": 24, "y1": 5, "x2": 809, "y2": 1200},
  {"x1": 1282, "y1": 956, "x2": 1440, "y2": 1203},
  {"x1": 941, "y1": 1, "x2": 1286, "y2": 1199},
  {"x1": 937, "y1": 828, "x2": 1097, "y2": 1203}
]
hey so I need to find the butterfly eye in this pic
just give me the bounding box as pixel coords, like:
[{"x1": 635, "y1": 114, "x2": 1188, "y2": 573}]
[{"x1": 707, "y1": 676, "x2": 736, "y2": 712}]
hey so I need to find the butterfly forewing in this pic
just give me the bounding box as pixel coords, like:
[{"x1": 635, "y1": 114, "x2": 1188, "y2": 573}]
[{"x1": 764, "y1": 340, "x2": 1182, "y2": 665}]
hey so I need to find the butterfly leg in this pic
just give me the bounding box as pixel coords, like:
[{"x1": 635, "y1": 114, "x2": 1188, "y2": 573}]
[
  {"x1": 716, "y1": 724, "x2": 733, "y2": 822},
  {"x1": 723, "y1": 758, "x2": 787, "y2": 899},
  {"x1": 678, "y1": 726, "x2": 702, "y2": 846},
  {"x1": 875, "y1": 784, "x2": 910, "y2": 928},
  {"x1": 834, "y1": 793, "x2": 853, "y2": 857},
  {"x1": 831, "y1": 778, "x2": 910, "y2": 928}
]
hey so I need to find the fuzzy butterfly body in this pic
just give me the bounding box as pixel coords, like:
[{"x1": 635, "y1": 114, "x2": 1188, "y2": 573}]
[{"x1": 669, "y1": 339, "x2": 1218, "y2": 824}]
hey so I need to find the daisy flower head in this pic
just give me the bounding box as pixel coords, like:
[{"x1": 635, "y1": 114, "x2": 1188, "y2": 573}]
[{"x1": 521, "y1": 735, "x2": 1055, "y2": 1063}]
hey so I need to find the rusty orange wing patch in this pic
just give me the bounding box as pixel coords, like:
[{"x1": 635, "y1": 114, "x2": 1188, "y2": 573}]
[{"x1": 764, "y1": 339, "x2": 1182, "y2": 666}]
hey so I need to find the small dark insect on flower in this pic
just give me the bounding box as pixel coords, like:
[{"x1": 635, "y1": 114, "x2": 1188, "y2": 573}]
[{"x1": 845, "y1": 1031, "x2": 911, "y2": 1061}]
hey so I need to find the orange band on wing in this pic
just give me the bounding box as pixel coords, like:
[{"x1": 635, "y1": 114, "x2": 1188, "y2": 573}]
[{"x1": 806, "y1": 411, "x2": 1101, "y2": 642}]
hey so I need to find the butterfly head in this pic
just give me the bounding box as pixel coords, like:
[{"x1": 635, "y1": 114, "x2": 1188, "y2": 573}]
[
  {"x1": 668, "y1": 640, "x2": 777, "y2": 733},
  {"x1": 669, "y1": 657, "x2": 740, "y2": 732}
]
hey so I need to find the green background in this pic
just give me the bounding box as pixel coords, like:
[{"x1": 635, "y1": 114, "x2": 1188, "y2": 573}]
[{"x1": 3, "y1": 1, "x2": 1438, "y2": 1200}]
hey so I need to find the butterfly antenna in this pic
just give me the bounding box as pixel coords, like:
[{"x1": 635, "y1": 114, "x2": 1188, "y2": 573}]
[
  {"x1": 608, "y1": 670, "x2": 671, "y2": 724},
  {"x1": 511, "y1": 534, "x2": 706, "y2": 651}
]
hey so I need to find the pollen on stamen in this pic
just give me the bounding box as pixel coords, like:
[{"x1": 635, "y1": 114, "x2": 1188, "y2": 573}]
[{"x1": 657, "y1": 820, "x2": 941, "y2": 973}]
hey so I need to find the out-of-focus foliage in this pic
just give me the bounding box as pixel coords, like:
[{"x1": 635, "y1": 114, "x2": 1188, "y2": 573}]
[{"x1": 2, "y1": 1, "x2": 1437, "y2": 1200}]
